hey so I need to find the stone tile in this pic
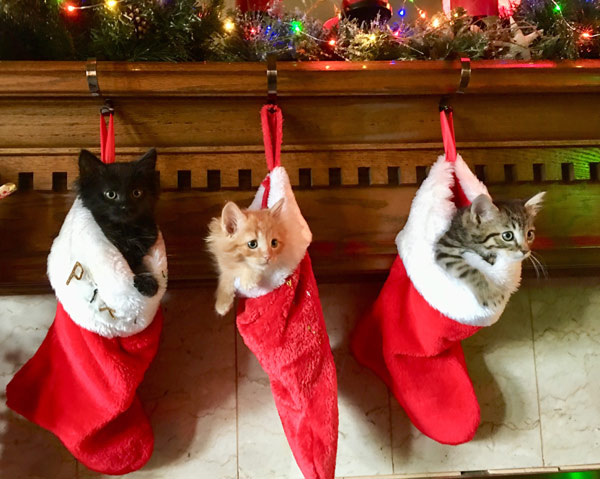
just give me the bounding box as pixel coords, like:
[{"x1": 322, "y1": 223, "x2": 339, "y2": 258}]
[
  {"x1": 391, "y1": 288, "x2": 543, "y2": 473},
  {"x1": 79, "y1": 288, "x2": 238, "y2": 479},
  {"x1": 324, "y1": 282, "x2": 394, "y2": 477},
  {"x1": 0, "y1": 294, "x2": 78, "y2": 479},
  {"x1": 531, "y1": 277, "x2": 600, "y2": 467}
]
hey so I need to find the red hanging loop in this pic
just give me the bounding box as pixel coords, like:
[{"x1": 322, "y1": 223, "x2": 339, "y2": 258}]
[
  {"x1": 100, "y1": 114, "x2": 115, "y2": 164},
  {"x1": 261, "y1": 104, "x2": 282, "y2": 171},
  {"x1": 260, "y1": 104, "x2": 283, "y2": 208},
  {"x1": 440, "y1": 109, "x2": 456, "y2": 163},
  {"x1": 440, "y1": 108, "x2": 470, "y2": 207}
]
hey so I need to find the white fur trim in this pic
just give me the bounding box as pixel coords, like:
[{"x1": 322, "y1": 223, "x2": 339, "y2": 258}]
[
  {"x1": 236, "y1": 166, "x2": 312, "y2": 297},
  {"x1": 396, "y1": 155, "x2": 522, "y2": 327},
  {"x1": 47, "y1": 198, "x2": 168, "y2": 338}
]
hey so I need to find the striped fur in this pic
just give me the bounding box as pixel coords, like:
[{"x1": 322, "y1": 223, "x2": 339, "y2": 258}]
[{"x1": 435, "y1": 192, "x2": 545, "y2": 308}]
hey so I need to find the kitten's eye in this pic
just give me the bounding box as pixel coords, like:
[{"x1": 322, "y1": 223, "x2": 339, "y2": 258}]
[
  {"x1": 527, "y1": 229, "x2": 535, "y2": 242},
  {"x1": 104, "y1": 190, "x2": 117, "y2": 200},
  {"x1": 247, "y1": 240, "x2": 258, "y2": 249},
  {"x1": 501, "y1": 231, "x2": 514, "y2": 242},
  {"x1": 271, "y1": 239, "x2": 278, "y2": 248},
  {"x1": 131, "y1": 189, "x2": 143, "y2": 199}
]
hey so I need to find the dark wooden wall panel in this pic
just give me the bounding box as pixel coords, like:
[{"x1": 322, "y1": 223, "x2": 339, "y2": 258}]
[
  {"x1": 1, "y1": 182, "x2": 598, "y2": 294},
  {"x1": 1, "y1": 61, "x2": 600, "y2": 294}
]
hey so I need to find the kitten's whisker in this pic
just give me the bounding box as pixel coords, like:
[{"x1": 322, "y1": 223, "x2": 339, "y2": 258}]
[
  {"x1": 534, "y1": 252, "x2": 548, "y2": 279},
  {"x1": 532, "y1": 254, "x2": 548, "y2": 279},
  {"x1": 527, "y1": 255, "x2": 540, "y2": 279},
  {"x1": 528, "y1": 252, "x2": 548, "y2": 279}
]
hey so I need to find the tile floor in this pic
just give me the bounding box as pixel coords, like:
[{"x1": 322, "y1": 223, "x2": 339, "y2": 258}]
[{"x1": 1, "y1": 277, "x2": 599, "y2": 479}]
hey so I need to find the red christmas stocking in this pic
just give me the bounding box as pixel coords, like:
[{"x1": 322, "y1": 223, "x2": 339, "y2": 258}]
[
  {"x1": 6, "y1": 114, "x2": 168, "y2": 474},
  {"x1": 352, "y1": 257, "x2": 482, "y2": 445},
  {"x1": 7, "y1": 304, "x2": 164, "y2": 475},
  {"x1": 233, "y1": 105, "x2": 338, "y2": 479},
  {"x1": 237, "y1": 254, "x2": 338, "y2": 479},
  {"x1": 352, "y1": 111, "x2": 522, "y2": 445}
]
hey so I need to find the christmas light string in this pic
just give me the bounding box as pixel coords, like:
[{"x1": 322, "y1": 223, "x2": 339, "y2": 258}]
[
  {"x1": 548, "y1": 0, "x2": 600, "y2": 41},
  {"x1": 11, "y1": 0, "x2": 600, "y2": 61},
  {"x1": 63, "y1": 0, "x2": 125, "y2": 13}
]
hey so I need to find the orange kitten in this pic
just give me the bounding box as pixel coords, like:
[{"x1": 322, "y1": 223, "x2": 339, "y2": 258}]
[{"x1": 206, "y1": 199, "x2": 286, "y2": 316}]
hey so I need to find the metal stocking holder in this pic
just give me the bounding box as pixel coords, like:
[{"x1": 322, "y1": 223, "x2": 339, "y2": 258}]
[
  {"x1": 86, "y1": 57, "x2": 114, "y2": 116},
  {"x1": 439, "y1": 57, "x2": 472, "y2": 113},
  {"x1": 266, "y1": 54, "x2": 277, "y2": 111}
]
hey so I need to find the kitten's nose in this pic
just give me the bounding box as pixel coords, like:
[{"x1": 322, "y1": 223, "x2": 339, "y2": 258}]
[{"x1": 263, "y1": 255, "x2": 271, "y2": 263}]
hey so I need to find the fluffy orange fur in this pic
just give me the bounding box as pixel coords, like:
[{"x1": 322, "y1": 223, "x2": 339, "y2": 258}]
[{"x1": 206, "y1": 199, "x2": 286, "y2": 315}]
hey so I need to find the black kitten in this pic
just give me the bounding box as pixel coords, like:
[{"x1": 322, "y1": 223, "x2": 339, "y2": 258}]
[{"x1": 77, "y1": 148, "x2": 160, "y2": 297}]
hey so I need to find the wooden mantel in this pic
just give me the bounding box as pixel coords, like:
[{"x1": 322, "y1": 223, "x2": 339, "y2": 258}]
[
  {"x1": 0, "y1": 60, "x2": 599, "y2": 294},
  {"x1": 2, "y1": 60, "x2": 600, "y2": 97}
]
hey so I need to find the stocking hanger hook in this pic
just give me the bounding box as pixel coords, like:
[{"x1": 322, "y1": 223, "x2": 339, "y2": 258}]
[
  {"x1": 439, "y1": 57, "x2": 471, "y2": 113},
  {"x1": 266, "y1": 53, "x2": 277, "y2": 111},
  {"x1": 86, "y1": 58, "x2": 114, "y2": 117}
]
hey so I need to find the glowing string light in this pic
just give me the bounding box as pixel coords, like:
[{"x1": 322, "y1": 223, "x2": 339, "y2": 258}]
[
  {"x1": 419, "y1": 10, "x2": 427, "y2": 19},
  {"x1": 432, "y1": 17, "x2": 440, "y2": 27},
  {"x1": 64, "y1": 0, "x2": 123, "y2": 12},
  {"x1": 369, "y1": 33, "x2": 376, "y2": 41},
  {"x1": 553, "y1": 3, "x2": 562, "y2": 12},
  {"x1": 328, "y1": 39, "x2": 336, "y2": 46},
  {"x1": 290, "y1": 20, "x2": 303, "y2": 34},
  {"x1": 398, "y1": 8, "x2": 406, "y2": 17},
  {"x1": 579, "y1": 30, "x2": 600, "y2": 39},
  {"x1": 224, "y1": 19, "x2": 235, "y2": 32}
]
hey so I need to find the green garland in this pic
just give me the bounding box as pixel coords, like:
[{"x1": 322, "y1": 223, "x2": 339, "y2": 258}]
[
  {"x1": 205, "y1": 10, "x2": 328, "y2": 61},
  {"x1": 0, "y1": 0, "x2": 599, "y2": 61}
]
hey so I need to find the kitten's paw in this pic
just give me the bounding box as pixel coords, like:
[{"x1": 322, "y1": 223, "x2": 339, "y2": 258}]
[
  {"x1": 134, "y1": 273, "x2": 159, "y2": 297},
  {"x1": 215, "y1": 298, "x2": 233, "y2": 316},
  {"x1": 239, "y1": 277, "x2": 259, "y2": 291},
  {"x1": 239, "y1": 271, "x2": 261, "y2": 290}
]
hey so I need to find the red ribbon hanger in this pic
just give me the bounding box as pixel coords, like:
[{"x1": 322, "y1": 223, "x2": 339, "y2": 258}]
[
  {"x1": 440, "y1": 106, "x2": 470, "y2": 208},
  {"x1": 259, "y1": 104, "x2": 283, "y2": 209},
  {"x1": 440, "y1": 109, "x2": 456, "y2": 164},
  {"x1": 100, "y1": 113, "x2": 115, "y2": 164}
]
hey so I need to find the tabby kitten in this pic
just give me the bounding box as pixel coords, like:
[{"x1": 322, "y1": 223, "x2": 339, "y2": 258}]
[
  {"x1": 206, "y1": 199, "x2": 286, "y2": 316},
  {"x1": 435, "y1": 192, "x2": 545, "y2": 308},
  {"x1": 77, "y1": 148, "x2": 160, "y2": 297}
]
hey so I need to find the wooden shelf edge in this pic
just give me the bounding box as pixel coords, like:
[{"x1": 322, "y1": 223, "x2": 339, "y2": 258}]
[{"x1": 2, "y1": 60, "x2": 600, "y2": 97}]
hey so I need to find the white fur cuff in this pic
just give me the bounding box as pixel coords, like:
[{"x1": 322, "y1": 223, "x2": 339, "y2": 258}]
[{"x1": 47, "y1": 198, "x2": 168, "y2": 338}]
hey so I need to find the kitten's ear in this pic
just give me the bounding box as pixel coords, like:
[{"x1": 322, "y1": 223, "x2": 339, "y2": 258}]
[
  {"x1": 269, "y1": 198, "x2": 285, "y2": 218},
  {"x1": 470, "y1": 194, "x2": 498, "y2": 223},
  {"x1": 524, "y1": 191, "x2": 545, "y2": 217},
  {"x1": 221, "y1": 202, "x2": 246, "y2": 235},
  {"x1": 136, "y1": 148, "x2": 157, "y2": 173},
  {"x1": 78, "y1": 149, "x2": 105, "y2": 178}
]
